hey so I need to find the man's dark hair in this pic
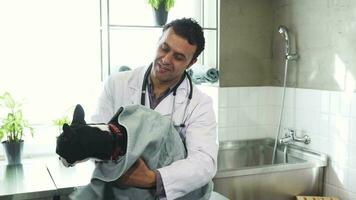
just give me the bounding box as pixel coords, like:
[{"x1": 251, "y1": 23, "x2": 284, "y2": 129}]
[{"x1": 163, "y1": 18, "x2": 205, "y2": 62}]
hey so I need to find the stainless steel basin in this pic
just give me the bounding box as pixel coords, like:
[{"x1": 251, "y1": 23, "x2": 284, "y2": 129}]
[{"x1": 213, "y1": 138, "x2": 327, "y2": 200}]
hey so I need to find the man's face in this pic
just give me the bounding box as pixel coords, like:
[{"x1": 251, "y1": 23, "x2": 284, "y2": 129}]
[{"x1": 151, "y1": 27, "x2": 197, "y2": 86}]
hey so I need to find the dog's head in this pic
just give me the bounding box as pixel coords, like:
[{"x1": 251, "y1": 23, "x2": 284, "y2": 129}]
[{"x1": 56, "y1": 104, "x2": 122, "y2": 167}]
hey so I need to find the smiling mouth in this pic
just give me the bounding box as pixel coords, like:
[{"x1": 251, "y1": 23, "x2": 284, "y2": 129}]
[{"x1": 157, "y1": 62, "x2": 170, "y2": 73}]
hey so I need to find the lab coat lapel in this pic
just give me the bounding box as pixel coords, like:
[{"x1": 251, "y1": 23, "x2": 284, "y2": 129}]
[{"x1": 127, "y1": 66, "x2": 147, "y2": 105}]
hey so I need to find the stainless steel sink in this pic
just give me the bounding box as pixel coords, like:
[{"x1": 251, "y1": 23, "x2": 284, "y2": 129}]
[{"x1": 213, "y1": 138, "x2": 327, "y2": 200}]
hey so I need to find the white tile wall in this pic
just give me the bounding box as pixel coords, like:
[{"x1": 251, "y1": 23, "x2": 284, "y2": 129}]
[
  {"x1": 218, "y1": 86, "x2": 356, "y2": 199},
  {"x1": 218, "y1": 86, "x2": 279, "y2": 141}
]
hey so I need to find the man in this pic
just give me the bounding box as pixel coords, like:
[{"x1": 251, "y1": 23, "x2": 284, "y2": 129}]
[{"x1": 92, "y1": 18, "x2": 218, "y2": 200}]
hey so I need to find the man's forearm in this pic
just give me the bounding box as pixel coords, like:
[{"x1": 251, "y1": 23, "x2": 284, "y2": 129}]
[{"x1": 115, "y1": 158, "x2": 157, "y2": 188}]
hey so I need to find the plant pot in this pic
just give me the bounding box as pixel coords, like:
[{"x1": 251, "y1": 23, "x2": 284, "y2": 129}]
[
  {"x1": 2, "y1": 140, "x2": 24, "y2": 165},
  {"x1": 153, "y1": 4, "x2": 168, "y2": 26}
]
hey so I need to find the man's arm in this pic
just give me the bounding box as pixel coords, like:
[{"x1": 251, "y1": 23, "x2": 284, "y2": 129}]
[
  {"x1": 158, "y1": 95, "x2": 218, "y2": 199},
  {"x1": 114, "y1": 158, "x2": 168, "y2": 199},
  {"x1": 115, "y1": 158, "x2": 156, "y2": 188},
  {"x1": 114, "y1": 95, "x2": 217, "y2": 200}
]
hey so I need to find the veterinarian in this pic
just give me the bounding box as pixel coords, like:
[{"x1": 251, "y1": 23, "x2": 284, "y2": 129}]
[{"x1": 92, "y1": 18, "x2": 218, "y2": 200}]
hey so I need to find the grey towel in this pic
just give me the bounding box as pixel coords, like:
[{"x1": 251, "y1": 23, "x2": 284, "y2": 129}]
[
  {"x1": 69, "y1": 105, "x2": 212, "y2": 200},
  {"x1": 187, "y1": 65, "x2": 219, "y2": 84}
]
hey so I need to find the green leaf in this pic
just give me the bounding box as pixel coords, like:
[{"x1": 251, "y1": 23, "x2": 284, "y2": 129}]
[
  {"x1": 29, "y1": 127, "x2": 34, "y2": 137},
  {"x1": 53, "y1": 116, "x2": 70, "y2": 127},
  {"x1": 165, "y1": 0, "x2": 174, "y2": 11},
  {"x1": 147, "y1": 0, "x2": 159, "y2": 9},
  {"x1": 0, "y1": 129, "x2": 4, "y2": 141},
  {"x1": 147, "y1": 0, "x2": 175, "y2": 11},
  {"x1": 3, "y1": 92, "x2": 15, "y2": 109}
]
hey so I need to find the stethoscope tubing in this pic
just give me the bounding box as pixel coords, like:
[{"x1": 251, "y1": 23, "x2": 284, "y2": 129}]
[
  {"x1": 140, "y1": 64, "x2": 193, "y2": 130},
  {"x1": 140, "y1": 64, "x2": 193, "y2": 106}
]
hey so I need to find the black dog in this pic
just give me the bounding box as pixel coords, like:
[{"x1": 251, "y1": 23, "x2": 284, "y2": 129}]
[{"x1": 56, "y1": 105, "x2": 127, "y2": 167}]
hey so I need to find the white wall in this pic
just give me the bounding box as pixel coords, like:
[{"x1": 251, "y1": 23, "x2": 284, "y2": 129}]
[{"x1": 218, "y1": 87, "x2": 279, "y2": 141}]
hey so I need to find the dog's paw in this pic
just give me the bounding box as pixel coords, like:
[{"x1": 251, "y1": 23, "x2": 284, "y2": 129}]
[
  {"x1": 59, "y1": 156, "x2": 91, "y2": 167},
  {"x1": 59, "y1": 156, "x2": 73, "y2": 167}
]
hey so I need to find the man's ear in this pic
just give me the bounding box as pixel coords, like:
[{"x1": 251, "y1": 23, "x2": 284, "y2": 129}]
[
  {"x1": 71, "y1": 104, "x2": 86, "y2": 125},
  {"x1": 187, "y1": 58, "x2": 197, "y2": 70}
]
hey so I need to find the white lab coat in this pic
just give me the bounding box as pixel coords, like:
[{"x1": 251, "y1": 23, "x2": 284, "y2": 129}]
[{"x1": 91, "y1": 65, "x2": 218, "y2": 200}]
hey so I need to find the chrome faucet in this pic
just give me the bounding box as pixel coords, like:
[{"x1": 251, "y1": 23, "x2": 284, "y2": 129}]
[{"x1": 279, "y1": 129, "x2": 311, "y2": 145}]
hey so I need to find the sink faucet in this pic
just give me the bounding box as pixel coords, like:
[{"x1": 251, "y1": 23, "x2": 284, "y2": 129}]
[{"x1": 279, "y1": 129, "x2": 311, "y2": 145}]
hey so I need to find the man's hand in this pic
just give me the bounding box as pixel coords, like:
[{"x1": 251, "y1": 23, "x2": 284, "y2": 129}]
[{"x1": 116, "y1": 158, "x2": 156, "y2": 189}]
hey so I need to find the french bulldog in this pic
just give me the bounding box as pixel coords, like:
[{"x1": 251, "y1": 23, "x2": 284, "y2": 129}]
[{"x1": 56, "y1": 104, "x2": 127, "y2": 167}]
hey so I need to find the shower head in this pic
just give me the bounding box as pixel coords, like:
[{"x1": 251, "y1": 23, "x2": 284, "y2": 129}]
[
  {"x1": 278, "y1": 25, "x2": 291, "y2": 55},
  {"x1": 278, "y1": 26, "x2": 289, "y2": 39}
]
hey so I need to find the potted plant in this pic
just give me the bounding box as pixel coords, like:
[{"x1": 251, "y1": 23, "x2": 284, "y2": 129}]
[
  {"x1": 147, "y1": 0, "x2": 175, "y2": 26},
  {"x1": 0, "y1": 92, "x2": 34, "y2": 165}
]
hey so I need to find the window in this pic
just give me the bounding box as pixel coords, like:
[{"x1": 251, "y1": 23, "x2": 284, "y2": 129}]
[
  {"x1": 103, "y1": 0, "x2": 218, "y2": 75},
  {"x1": 0, "y1": 0, "x2": 101, "y2": 157},
  {"x1": 0, "y1": 0, "x2": 218, "y2": 158}
]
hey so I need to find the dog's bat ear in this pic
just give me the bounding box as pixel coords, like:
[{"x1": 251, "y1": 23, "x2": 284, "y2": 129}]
[
  {"x1": 62, "y1": 123, "x2": 72, "y2": 134},
  {"x1": 61, "y1": 123, "x2": 74, "y2": 140},
  {"x1": 71, "y1": 104, "x2": 86, "y2": 125},
  {"x1": 109, "y1": 107, "x2": 124, "y2": 124}
]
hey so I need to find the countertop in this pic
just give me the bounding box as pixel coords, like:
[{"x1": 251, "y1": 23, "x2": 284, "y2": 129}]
[{"x1": 0, "y1": 156, "x2": 95, "y2": 200}]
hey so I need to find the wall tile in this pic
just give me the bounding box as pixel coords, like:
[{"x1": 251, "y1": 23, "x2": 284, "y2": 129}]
[
  {"x1": 295, "y1": 88, "x2": 321, "y2": 112},
  {"x1": 217, "y1": 127, "x2": 229, "y2": 141},
  {"x1": 218, "y1": 87, "x2": 229, "y2": 108},
  {"x1": 228, "y1": 87, "x2": 239, "y2": 108},
  {"x1": 346, "y1": 168, "x2": 356, "y2": 193},
  {"x1": 270, "y1": 87, "x2": 283, "y2": 106},
  {"x1": 257, "y1": 87, "x2": 267, "y2": 106},
  {"x1": 329, "y1": 115, "x2": 350, "y2": 143},
  {"x1": 220, "y1": 127, "x2": 239, "y2": 141},
  {"x1": 349, "y1": 119, "x2": 356, "y2": 143},
  {"x1": 227, "y1": 107, "x2": 239, "y2": 127},
  {"x1": 330, "y1": 91, "x2": 341, "y2": 115},
  {"x1": 310, "y1": 111, "x2": 322, "y2": 135},
  {"x1": 269, "y1": 125, "x2": 278, "y2": 138},
  {"x1": 284, "y1": 87, "x2": 296, "y2": 108},
  {"x1": 218, "y1": 108, "x2": 229, "y2": 128},
  {"x1": 321, "y1": 90, "x2": 331, "y2": 114},
  {"x1": 340, "y1": 92, "x2": 352, "y2": 117},
  {"x1": 239, "y1": 87, "x2": 258, "y2": 106},
  {"x1": 239, "y1": 126, "x2": 258, "y2": 140},
  {"x1": 318, "y1": 137, "x2": 330, "y2": 156},
  {"x1": 328, "y1": 135, "x2": 349, "y2": 166},
  {"x1": 257, "y1": 106, "x2": 268, "y2": 125},
  {"x1": 257, "y1": 125, "x2": 276, "y2": 138},
  {"x1": 320, "y1": 114, "x2": 330, "y2": 138},
  {"x1": 281, "y1": 107, "x2": 295, "y2": 128},
  {"x1": 350, "y1": 93, "x2": 356, "y2": 117},
  {"x1": 237, "y1": 107, "x2": 250, "y2": 126},
  {"x1": 347, "y1": 142, "x2": 356, "y2": 169},
  {"x1": 295, "y1": 109, "x2": 314, "y2": 132}
]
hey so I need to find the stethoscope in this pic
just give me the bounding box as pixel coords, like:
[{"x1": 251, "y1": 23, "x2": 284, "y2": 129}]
[{"x1": 140, "y1": 64, "x2": 193, "y2": 137}]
